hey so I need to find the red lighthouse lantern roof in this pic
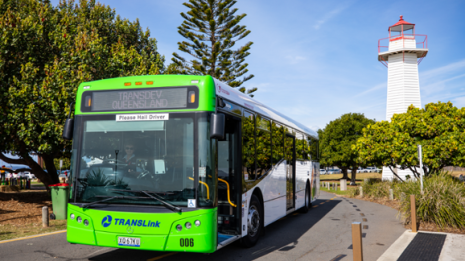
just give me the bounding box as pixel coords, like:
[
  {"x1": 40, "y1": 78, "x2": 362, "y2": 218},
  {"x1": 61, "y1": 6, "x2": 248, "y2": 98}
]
[{"x1": 389, "y1": 15, "x2": 415, "y2": 32}]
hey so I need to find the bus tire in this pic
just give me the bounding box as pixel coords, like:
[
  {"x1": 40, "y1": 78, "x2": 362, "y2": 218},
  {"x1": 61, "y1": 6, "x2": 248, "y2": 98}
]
[
  {"x1": 241, "y1": 195, "x2": 262, "y2": 248},
  {"x1": 300, "y1": 185, "x2": 311, "y2": 213}
]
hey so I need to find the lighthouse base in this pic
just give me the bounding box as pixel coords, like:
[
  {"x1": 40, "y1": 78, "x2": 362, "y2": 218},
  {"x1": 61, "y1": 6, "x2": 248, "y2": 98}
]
[{"x1": 382, "y1": 166, "x2": 415, "y2": 181}]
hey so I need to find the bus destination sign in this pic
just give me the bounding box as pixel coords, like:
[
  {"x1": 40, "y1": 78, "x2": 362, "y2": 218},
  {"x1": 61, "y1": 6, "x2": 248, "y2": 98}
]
[{"x1": 90, "y1": 88, "x2": 188, "y2": 111}]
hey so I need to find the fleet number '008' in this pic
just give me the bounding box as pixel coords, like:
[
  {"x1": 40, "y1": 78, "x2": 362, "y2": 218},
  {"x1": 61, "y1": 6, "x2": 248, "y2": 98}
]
[{"x1": 180, "y1": 238, "x2": 194, "y2": 247}]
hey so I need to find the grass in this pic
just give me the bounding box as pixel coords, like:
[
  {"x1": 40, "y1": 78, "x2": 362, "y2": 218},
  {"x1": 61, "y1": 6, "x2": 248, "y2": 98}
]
[
  {"x1": 319, "y1": 173, "x2": 382, "y2": 180},
  {"x1": 320, "y1": 186, "x2": 359, "y2": 197},
  {"x1": 0, "y1": 220, "x2": 67, "y2": 241}
]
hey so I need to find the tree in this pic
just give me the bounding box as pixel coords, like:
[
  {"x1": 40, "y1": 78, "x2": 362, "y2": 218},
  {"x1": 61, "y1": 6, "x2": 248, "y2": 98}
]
[
  {"x1": 355, "y1": 102, "x2": 465, "y2": 181},
  {"x1": 0, "y1": 0, "x2": 164, "y2": 188},
  {"x1": 172, "y1": 0, "x2": 257, "y2": 97},
  {"x1": 319, "y1": 113, "x2": 375, "y2": 185}
]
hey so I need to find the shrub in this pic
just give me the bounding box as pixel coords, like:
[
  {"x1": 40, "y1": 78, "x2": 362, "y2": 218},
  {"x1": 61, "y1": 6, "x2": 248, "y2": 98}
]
[
  {"x1": 361, "y1": 179, "x2": 395, "y2": 198},
  {"x1": 398, "y1": 172, "x2": 465, "y2": 229}
]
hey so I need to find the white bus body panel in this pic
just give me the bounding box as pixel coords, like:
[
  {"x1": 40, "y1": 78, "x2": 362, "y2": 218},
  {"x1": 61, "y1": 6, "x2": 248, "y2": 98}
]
[{"x1": 262, "y1": 161, "x2": 287, "y2": 226}]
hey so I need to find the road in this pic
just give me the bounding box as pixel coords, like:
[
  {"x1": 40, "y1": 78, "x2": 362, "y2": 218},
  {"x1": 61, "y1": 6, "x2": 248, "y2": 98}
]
[{"x1": 0, "y1": 192, "x2": 406, "y2": 261}]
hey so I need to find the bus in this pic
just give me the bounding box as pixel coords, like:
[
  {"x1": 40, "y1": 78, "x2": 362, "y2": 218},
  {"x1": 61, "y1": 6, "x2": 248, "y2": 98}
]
[{"x1": 63, "y1": 75, "x2": 320, "y2": 253}]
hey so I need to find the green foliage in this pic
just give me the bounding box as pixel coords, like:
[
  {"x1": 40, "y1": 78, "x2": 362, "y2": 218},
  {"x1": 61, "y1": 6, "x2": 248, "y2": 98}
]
[
  {"x1": 54, "y1": 157, "x2": 70, "y2": 170},
  {"x1": 0, "y1": 0, "x2": 164, "y2": 187},
  {"x1": 172, "y1": 0, "x2": 256, "y2": 96},
  {"x1": 319, "y1": 113, "x2": 375, "y2": 183},
  {"x1": 355, "y1": 102, "x2": 465, "y2": 180}
]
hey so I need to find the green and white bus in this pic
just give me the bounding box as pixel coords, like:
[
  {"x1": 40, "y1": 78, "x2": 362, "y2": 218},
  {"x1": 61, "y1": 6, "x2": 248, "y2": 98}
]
[{"x1": 63, "y1": 75, "x2": 320, "y2": 253}]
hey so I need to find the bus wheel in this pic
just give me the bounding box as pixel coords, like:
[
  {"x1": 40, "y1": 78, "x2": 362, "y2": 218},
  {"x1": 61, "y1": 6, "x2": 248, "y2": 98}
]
[
  {"x1": 300, "y1": 185, "x2": 311, "y2": 213},
  {"x1": 241, "y1": 195, "x2": 262, "y2": 248}
]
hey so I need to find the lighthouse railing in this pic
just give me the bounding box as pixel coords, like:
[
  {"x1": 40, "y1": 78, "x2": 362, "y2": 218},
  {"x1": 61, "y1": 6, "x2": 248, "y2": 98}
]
[{"x1": 378, "y1": 34, "x2": 428, "y2": 53}]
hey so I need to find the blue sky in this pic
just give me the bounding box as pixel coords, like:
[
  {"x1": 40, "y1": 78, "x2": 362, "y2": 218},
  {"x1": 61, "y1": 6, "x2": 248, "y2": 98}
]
[{"x1": 52, "y1": 0, "x2": 465, "y2": 130}]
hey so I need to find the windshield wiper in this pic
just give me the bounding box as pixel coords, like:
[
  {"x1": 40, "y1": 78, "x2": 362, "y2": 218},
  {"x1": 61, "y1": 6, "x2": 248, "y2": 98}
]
[
  {"x1": 81, "y1": 196, "x2": 121, "y2": 208},
  {"x1": 110, "y1": 189, "x2": 182, "y2": 213}
]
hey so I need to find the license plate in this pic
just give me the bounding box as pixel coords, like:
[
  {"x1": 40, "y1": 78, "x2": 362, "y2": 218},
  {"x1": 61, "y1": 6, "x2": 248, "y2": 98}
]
[{"x1": 118, "y1": 237, "x2": 140, "y2": 247}]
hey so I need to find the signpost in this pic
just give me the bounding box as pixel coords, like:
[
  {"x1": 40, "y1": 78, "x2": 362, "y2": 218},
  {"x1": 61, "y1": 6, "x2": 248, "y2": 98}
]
[
  {"x1": 59, "y1": 159, "x2": 63, "y2": 177},
  {"x1": 417, "y1": 145, "x2": 424, "y2": 194}
]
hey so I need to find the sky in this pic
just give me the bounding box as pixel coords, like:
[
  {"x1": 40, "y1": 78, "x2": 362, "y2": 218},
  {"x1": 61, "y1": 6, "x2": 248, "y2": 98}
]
[{"x1": 51, "y1": 0, "x2": 465, "y2": 131}]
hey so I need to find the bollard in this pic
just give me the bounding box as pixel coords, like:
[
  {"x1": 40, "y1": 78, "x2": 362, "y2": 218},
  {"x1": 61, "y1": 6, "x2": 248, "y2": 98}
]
[
  {"x1": 389, "y1": 189, "x2": 394, "y2": 200},
  {"x1": 340, "y1": 179, "x2": 347, "y2": 191},
  {"x1": 352, "y1": 222, "x2": 364, "y2": 261},
  {"x1": 360, "y1": 186, "x2": 363, "y2": 197},
  {"x1": 42, "y1": 206, "x2": 49, "y2": 227},
  {"x1": 410, "y1": 195, "x2": 417, "y2": 232}
]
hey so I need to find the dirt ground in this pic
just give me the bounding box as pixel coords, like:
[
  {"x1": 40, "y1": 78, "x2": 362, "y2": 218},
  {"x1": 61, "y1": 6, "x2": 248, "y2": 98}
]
[{"x1": 0, "y1": 190, "x2": 66, "y2": 241}]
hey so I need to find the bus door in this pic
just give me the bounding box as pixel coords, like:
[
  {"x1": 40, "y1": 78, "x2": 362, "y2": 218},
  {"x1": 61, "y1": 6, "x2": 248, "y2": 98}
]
[
  {"x1": 285, "y1": 134, "x2": 296, "y2": 211},
  {"x1": 217, "y1": 114, "x2": 241, "y2": 236}
]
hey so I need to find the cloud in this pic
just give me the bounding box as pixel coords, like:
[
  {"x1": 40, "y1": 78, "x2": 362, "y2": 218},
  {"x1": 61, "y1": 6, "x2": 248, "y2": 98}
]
[
  {"x1": 354, "y1": 83, "x2": 386, "y2": 98},
  {"x1": 452, "y1": 96, "x2": 465, "y2": 108},
  {"x1": 285, "y1": 55, "x2": 307, "y2": 64},
  {"x1": 421, "y1": 59, "x2": 465, "y2": 81},
  {"x1": 313, "y1": 5, "x2": 350, "y2": 30}
]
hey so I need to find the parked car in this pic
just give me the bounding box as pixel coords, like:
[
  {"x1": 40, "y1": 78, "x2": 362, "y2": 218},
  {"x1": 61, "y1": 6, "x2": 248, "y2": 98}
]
[
  {"x1": 365, "y1": 167, "x2": 380, "y2": 173},
  {"x1": 22, "y1": 171, "x2": 36, "y2": 179},
  {"x1": 326, "y1": 168, "x2": 341, "y2": 174},
  {"x1": 320, "y1": 169, "x2": 327, "y2": 175}
]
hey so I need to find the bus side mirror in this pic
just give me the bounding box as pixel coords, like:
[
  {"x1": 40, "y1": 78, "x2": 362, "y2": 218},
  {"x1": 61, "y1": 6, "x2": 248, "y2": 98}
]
[
  {"x1": 63, "y1": 102, "x2": 75, "y2": 140},
  {"x1": 210, "y1": 113, "x2": 225, "y2": 140},
  {"x1": 62, "y1": 118, "x2": 74, "y2": 140}
]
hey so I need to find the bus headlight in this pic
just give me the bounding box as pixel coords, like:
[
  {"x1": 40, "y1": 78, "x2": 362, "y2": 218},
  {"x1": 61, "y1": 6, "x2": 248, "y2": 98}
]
[
  {"x1": 77, "y1": 216, "x2": 82, "y2": 223},
  {"x1": 195, "y1": 220, "x2": 201, "y2": 227},
  {"x1": 70, "y1": 213, "x2": 75, "y2": 220},
  {"x1": 185, "y1": 222, "x2": 192, "y2": 229},
  {"x1": 176, "y1": 224, "x2": 182, "y2": 231},
  {"x1": 84, "y1": 219, "x2": 89, "y2": 226}
]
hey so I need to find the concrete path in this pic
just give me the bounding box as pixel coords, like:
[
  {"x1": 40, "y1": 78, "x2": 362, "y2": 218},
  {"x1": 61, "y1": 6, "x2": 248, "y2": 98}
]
[{"x1": 0, "y1": 191, "x2": 407, "y2": 261}]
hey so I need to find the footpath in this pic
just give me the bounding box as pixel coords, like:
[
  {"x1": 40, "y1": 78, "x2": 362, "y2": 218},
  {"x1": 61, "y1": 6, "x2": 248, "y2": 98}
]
[{"x1": 377, "y1": 229, "x2": 465, "y2": 261}]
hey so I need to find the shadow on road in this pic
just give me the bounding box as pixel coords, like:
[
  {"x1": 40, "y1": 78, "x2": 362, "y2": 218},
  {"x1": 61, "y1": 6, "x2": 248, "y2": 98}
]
[{"x1": 89, "y1": 198, "x2": 341, "y2": 261}]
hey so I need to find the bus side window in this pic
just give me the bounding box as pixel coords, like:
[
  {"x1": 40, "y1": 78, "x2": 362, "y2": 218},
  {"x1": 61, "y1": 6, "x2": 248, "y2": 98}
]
[
  {"x1": 272, "y1": 122, "x2": 284, "y2": 165},
  {"x1": 308, "y1": 137, "x2": 318, "y2": 161},
  {"x1": 242, "y1": 111, "x2": 256, "y2": 181},
  {"x1": 296, "y1": 133, "x2": 306, "y2": 160},
  {"x1": 256, "y1": 116, "x2": 271, "y2": 179}
]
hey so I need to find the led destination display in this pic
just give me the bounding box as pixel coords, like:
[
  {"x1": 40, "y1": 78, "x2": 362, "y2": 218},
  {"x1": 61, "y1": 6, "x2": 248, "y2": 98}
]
[{"x1": 89, "y1": 87, "x2": 188, "y2": 111}]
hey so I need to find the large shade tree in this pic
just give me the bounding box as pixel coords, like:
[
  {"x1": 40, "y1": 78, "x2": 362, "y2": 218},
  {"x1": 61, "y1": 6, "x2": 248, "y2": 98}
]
[
  {"x1": 355, "y1": 102, "x2": 465, "y2": 181},
  {"x1": 320, "y1": 113, "x2": 375, "y2": 185},
  {"x1": 172, "y1": 0, "x2": 257, "y2": 97},
  {"x1": 0, "y1": 0, "x2": 164, "y2": 187}
]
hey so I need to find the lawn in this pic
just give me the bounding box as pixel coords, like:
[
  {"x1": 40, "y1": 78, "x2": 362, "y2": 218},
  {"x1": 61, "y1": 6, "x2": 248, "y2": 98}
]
[{"x1": 319, "y1": 172, "x2": 382, "y2": 181}]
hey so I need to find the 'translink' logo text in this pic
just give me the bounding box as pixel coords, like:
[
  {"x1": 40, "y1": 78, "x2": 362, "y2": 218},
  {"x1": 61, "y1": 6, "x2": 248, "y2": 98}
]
[{"x1": 101, "y1": 215, "x2": 160, "y2": 228}]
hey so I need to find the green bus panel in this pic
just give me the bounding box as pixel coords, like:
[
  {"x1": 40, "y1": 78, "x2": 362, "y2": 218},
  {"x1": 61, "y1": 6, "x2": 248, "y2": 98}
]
[
  {"x1": 67, "y1": 204, "x2": 218, "y2": 253},
  {"x1": 74, "y1": 75, "x2": 216, "y2": 115}
]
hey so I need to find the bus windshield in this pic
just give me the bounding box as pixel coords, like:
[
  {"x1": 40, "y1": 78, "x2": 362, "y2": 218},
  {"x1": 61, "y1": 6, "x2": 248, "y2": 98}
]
[{"x1": 72, "y1": 112, "x2": 214, "y2": 207}]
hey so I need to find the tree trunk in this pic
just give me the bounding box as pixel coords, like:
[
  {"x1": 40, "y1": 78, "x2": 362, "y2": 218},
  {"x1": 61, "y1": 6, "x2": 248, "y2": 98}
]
[
  {"x1": 341, "y1": 167, "x2": 349, "y2": 180},
  {"x1": 350, "y1": 168, "x2": 357, "y2": 185}
]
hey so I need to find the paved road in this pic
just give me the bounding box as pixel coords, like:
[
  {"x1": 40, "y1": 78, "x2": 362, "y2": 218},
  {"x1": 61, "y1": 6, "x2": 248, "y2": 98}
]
[{"x1": 0, "y1": 192, "x2": 406, "y2": 261}]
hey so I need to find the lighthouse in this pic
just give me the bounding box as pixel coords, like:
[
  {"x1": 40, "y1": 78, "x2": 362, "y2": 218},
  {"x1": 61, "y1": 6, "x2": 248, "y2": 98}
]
[{"x1": 378, "y1": 16, "x2": 428, "y2": 180}]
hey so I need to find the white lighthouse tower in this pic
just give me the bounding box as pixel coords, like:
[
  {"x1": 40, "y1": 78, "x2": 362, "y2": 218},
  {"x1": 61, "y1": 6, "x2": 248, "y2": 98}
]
[{"x1": 378, "y1": 16, "x2": 428, "y2": 180}]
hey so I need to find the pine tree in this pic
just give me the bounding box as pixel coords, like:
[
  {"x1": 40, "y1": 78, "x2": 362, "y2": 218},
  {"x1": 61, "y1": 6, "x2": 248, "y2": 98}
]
[{"x1": 172, "y1": 0, "x2": 257, "y2": 97}]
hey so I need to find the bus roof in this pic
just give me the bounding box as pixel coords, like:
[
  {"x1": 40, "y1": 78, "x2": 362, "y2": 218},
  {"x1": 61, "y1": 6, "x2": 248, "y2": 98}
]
[{"x1": 213, "y1": 78, "x2": 318, "y2": 140}]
